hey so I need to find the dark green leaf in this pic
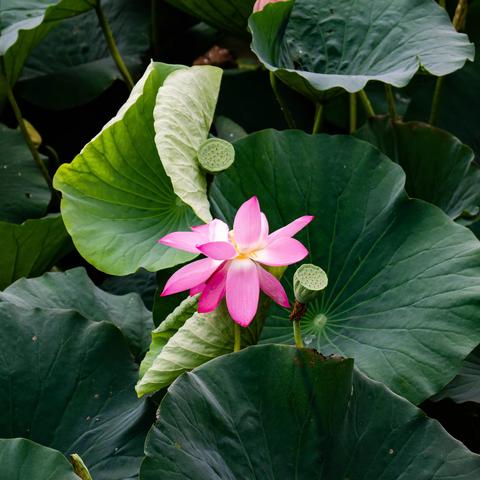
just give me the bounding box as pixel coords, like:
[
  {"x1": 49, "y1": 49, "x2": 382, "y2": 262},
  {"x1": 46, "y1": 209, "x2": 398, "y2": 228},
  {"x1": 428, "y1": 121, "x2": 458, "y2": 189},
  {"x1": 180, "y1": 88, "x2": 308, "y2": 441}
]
[
  {"x1": 434, "y1": 346, "x2": 480, "y2": 404},
  {"x1": 165, "y1": 0, "x2": 255, "y2": 35},
  {"x1": 141, "y1": 345, "x2": 480, "y2": 479},
  {"x1": 0, "y1": 302, "x2": 154, "y2": 480},
  {"x1": 0, "y1": 214, "x2": 72, "y2": 290},
  {"x1": 249, "y1": 0, "x2": 474, "y2": 100},
  {"x1": 101, "y1": 268, "x2": 157, "y2": 311},
  {"x1": 0, "y1": 0, "x2": 96, "y2": 85},
  {"x1": 17, "y1": 0, "x2": 150, "y2": 110},
  {"x1": 355, "y1": 117, "x2": 480, "y2": 219},
  {"x1": 0, "y1": 124, "x2": 50, "y2": 223},
  {"x1": 0, "y1": 267, "x2": 153, "y2": 358},
  {"x1": 210, "y1": 130, "x2": 480, "y2": 404},
  {"x1": 0, "y1": 438, "x2": 78, "y2": 480}
]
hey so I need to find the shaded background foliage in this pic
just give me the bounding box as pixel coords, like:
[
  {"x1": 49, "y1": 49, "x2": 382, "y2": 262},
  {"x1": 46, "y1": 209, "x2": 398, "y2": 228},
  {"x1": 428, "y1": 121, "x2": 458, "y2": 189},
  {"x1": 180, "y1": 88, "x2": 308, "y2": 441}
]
[{"x1": 1, "y1": 0, "x2": 480, "y2": 478}]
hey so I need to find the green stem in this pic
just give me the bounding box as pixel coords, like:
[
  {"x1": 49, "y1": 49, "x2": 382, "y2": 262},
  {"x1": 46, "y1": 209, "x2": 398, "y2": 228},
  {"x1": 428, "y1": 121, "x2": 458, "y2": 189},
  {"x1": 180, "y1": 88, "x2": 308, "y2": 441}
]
[
  {"x1": 358, "y1": 89, "x2": 375, "y2": 118},
  {"x1": 293, "y1": 320, "x2": 304, "y2": 349},
  {"x1": 439, "y1": 0, "x2": 446, "y2": 7},
  {"x1": 3, "y1": 75, "x2": 52, "y2": 189},
  {"x1": 234, "y1": 323, "x2": 241, "y2": 352},
  {"x1": 385, "y1": 85, "x2": 397, "y2": 120},
  {"x1": 95, "y1": 1, "x2": 134, "y2": 90},
  {"x1": 429, "y1": 76, "x2": 444, "y2": 126},
  {"x1": 312, "y1": 103, "x2": 323, "y2": 134},
  {"x1": 269, "y1": 71, "x2": 296, "y2": 129},
  {"x1": 349, "y1": 93, "x2": 357, "y2": 133}
]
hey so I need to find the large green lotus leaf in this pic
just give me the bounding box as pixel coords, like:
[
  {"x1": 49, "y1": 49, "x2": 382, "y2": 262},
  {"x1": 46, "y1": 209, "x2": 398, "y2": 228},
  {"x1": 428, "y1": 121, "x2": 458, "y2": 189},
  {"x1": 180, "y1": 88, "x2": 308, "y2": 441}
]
[
  {"x1": 154, "y1": 65, "x2": 222, "y2": 222},
  {"x1": 210, "y1": 130, "x2": 480, "y2": 405},
  {"x1": 433, "y1": 346, "x2": 480, "y2": 404},
  {"x1": 101, "y1": 268, "x2": 157, "y2": 310},
  {"x1": 136, "y1": 290, "x2": 277, "y2": 397},
  {"x1": 0, "y1": 124, "x2": 50, "y2": 223},
  {"x1": 165, "y1": 0, "x2": 255, "y2": 36},
  {"x1": 406, "y1": 1, "x2": 480, "y2": 159},
  {"x1": 355, "y1": 117, "x2": 480, "y2": 219},
  {"x1": 141, "y1": 344, "x2": 480, "y2": 479},
  {"x1": 0, "y1": 302, "x2": 154, "y2": 480},
  {"x1": 249, "y1": 0, "x2": 474, "y2": 101},
  {"x1": 53, "y1": 62, "x2": 202, "y2": 275},
  {"x1": 0, "y1": 214, "x2": 72, "y2": 290},
  {"x1": 0, "y1": 0, "x2": 96, "y2": 85},
  {"x1": 0, "y1": 438, "x2": 78, "y2": 480},
  {"x1": 17, "y1": 0, "x2": 150, "y2": 110},
  {"x1": 0, "y1": 267, "x2": 153, "y2": 358}
]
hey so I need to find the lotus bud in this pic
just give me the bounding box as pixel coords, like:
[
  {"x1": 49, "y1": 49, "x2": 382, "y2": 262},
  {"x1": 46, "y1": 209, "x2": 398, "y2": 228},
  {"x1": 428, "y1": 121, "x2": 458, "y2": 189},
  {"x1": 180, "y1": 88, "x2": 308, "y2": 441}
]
[
  {"x1": 293, "y1": 264, "x2": 328, "y2": 304},
  {"x1": 23, "y1": 119, "x2": 42, "y2": 148},
  {"x1": 253, "y1": 0, "x2": 288, "y2": 13},
  {"x1": 198, "y1": 138, "x2": 235, "y2": 174}
]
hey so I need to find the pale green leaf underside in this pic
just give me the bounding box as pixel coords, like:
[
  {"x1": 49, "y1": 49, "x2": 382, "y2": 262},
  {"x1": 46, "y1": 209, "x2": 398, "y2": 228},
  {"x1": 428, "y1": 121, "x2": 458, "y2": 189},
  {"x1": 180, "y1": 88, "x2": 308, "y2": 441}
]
[
  {"x1": 154, "y1": 65, "x2": 223, "y2": 222},
  {"x1": 210, "y1": 130, "x2": 480, "y2": 405},
  {"x1": 0, "y1": 0, "x2": 96, "y2": 85},
  {"x1": 249, "y1": 0, "x2": 475, "y2": 98},
  {"x1": 136, "y1": 293, "x2": 275, "y2": 397},
  {"x1": 53, "y1": 62, "x2": 201, "y2": 275}
]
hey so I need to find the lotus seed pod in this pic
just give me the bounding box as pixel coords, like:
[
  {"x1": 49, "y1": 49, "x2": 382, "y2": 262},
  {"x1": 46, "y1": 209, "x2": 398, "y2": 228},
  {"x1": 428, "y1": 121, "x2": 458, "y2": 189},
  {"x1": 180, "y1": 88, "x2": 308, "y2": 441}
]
[
  {"x1": 293, "y1": 264, "x2": 328, "y2": 304},
  {"x1": 198, "y1": 138, "x2": 235, "y2": 174}
]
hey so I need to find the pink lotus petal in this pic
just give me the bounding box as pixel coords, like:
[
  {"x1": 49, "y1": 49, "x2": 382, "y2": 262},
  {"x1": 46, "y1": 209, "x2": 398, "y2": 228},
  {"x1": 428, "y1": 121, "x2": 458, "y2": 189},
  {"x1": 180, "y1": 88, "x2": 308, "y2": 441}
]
[
  {"x1": 158, "y1": 231, "x2": 206, "y2": 254},
  {"x1": 253, "y1": 0, "x2": 287, "y2": 13},
  {"x1": 191, "y1": 224, "x2": 210, "y2": 235},
  {"x1": 233, "y1": 196, "x2": 262, "y2": 252},
  {"x1": 190, "y1": 283, "x2": 205, "y2": 296},
  {"x1": 254, "y1": 237, "x2": 308, "y2": 266},
  {"x1": 161, "y1": 258, "x2": 222, "y2": 296},
  {"x1": 208, "y1": 219, "x2": 230, "y2": 242},
  {"x1": 198, "y1": 262, "x2": 229, "y2": 313},
  {"x1": 259, "y1": 212, "x2": 269, "y2": 247},
  {"x1": 197, "y1": 241, "x2": 236, "y2": 260},
  {"x1": 257, "y1": 265, "x2": 290, "y2": 308},
  {"x1": 226, "y1": 259, "x2": 260, "y2": 327},
  {"x1": 268, "y1": 215, "x2": 314, "y2": 243}
]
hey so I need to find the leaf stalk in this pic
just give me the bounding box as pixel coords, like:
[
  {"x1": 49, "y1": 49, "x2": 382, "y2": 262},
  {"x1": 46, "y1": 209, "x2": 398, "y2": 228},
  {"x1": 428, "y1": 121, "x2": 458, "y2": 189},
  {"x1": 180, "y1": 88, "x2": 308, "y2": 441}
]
[{"x1": 95, "y1": 1, "x2": 134, "y2": 90}]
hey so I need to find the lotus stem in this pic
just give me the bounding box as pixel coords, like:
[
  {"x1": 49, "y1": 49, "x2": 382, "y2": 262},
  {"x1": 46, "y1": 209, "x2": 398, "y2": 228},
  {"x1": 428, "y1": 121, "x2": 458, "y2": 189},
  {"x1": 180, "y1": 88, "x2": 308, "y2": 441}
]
[
  {"x1": 429, "y1": 76, "x2": 444, "y2": 126},
  {"x1": 269, "y1": 71, "x2": 296, "y2": 129},
  {"x1": 385, "y1": 85, "x2": 397, "y2": 120},
  {"x1": 312, "y1": 103, "x2": 323, "y2": 134},
  {"x1": 290, "y1": 300, "x2": 307, "y2": 349},
  {"x1": 234, "y1": 323, "x2": 241, "y2": 352},
  {"x1": 95, "y1": 1, "x2": 134, "y2": 90},
  {"x1": 358, "y1": 90, "x2": 375, "y2": 118},
  {"x1": 439, "y1": 0, "x2": 446, "y2": 7},
  {"x1": 3, "y1": 72, "x2": 52, "y2": 189},
  {"x1": 430, "y1": 0, "x2": 466, "y2": 126},
  {"x1": 349, "y1": 93, "x2": 357, "y2": 133}
]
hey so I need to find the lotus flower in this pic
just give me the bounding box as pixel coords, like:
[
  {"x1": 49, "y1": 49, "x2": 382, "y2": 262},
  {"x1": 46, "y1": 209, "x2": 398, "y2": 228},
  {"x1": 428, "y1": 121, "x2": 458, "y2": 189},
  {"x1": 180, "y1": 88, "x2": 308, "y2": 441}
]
[
  {"x1": 159, "y1": 197, "x2": 313, "y2": 326},
  {"x1": 253, "y1": 0, "x2": 287, "y2": 13}
]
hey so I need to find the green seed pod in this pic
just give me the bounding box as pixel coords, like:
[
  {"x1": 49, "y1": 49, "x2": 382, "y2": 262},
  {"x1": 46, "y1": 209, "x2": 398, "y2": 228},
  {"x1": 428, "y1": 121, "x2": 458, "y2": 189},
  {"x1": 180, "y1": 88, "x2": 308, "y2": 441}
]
[
  {"x1": 198, "y1": 138, "x2": 235, "y2": 174},
  {"x1": 293, "y1": 264, "x2": 328, "y2": 304}
]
